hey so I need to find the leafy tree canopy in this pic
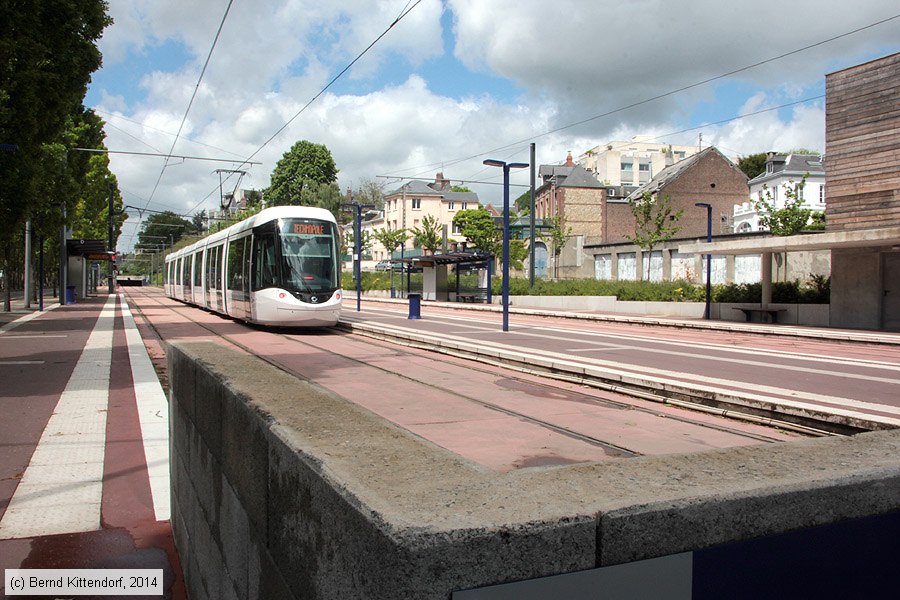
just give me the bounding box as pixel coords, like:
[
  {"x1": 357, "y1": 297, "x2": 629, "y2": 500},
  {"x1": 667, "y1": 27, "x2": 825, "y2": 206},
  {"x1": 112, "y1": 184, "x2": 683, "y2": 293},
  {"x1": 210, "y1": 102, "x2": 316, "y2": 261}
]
[
  {"x1": 513, "y1": 190, "x2": 531, "y2": 215},
  {"x1": 372, "y1": 226, "x2": 408, "y2": 257},
  {"x1": 737, "y1": 153, "x2": 768, "y2": 180},
  {"x1": 137, "y1": 212, "x2": 196, "y2": 250},
  {"x1": 453, "y1": 207, "x2": 500, "y2": 255},
  {"x1": 0, "y1": 0, "x2": 111, "y2": 245},
  {"x1": 450, "y1": 185, "x2": 472, "y2": 193},
  {"x1": 753, "y1": 176, "x2": 812, "y2": 236},
  {"x1": 626, "y1": 192, "x2": 683, "y2": 253},
  {"x1": 354, "y1": 177, "x2": 385, "y2": 209},
  {"x1": 266, "y1": 140, "x2": 339, "y2": 207},
  {"x1": 411, "y1": 214, "x2": 443, "y2": 254}
]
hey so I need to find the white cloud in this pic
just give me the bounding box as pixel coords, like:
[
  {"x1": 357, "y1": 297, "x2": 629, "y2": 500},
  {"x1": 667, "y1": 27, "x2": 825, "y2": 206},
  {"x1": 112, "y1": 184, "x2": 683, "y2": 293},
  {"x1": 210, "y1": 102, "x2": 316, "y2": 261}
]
[{"x1": 90, "y1": 0, "x2": 899, "y2": 249}]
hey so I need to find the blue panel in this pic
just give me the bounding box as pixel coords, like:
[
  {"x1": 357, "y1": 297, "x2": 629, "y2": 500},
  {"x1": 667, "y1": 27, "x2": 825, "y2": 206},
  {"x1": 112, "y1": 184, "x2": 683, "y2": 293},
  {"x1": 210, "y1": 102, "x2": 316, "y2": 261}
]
[{"x1": 693, "y1": 511, "x2": 900, "y2": 599}]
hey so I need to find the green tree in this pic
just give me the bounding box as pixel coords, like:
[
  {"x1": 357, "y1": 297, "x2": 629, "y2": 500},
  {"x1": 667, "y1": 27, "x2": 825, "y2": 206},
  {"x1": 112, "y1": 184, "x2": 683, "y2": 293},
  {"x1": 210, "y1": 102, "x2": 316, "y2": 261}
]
[
  {"x1": 450, "y1": 185, "x2": 472, "y2": 193},
  {"x1": 513, "y1": 190, "x2": 531, "y2": 215},
  {"x1": 266, "y1": 140, "x2": 339, "y2": 207},
  {"x1": 138, "y1": 212, "x2": 195, "y2": 249},
  {"x1": 0, "y1": 0, "x2": 111, "y2": 308},
  {"x1": 354, "y1": 178, "x2": 385, "y2": 209},
  {"x1": 65, "y1": 110, "x2": 125, "y2": 242},
  {"x1": 626, "y1": 192, "x2": 683, "y2": 281},
  {"x1": 372, "y1": 226, "x2": 408, "y2": 259},
  {"x1": 411, "y1": 214, "x2": 443, "y2": 254},
  {"x1": 737, "y1": 153, "x2": 769, "y2": 179},
  {"x1": 753, "y1": 175, "x2": 811, "y2": 236},
  {"x1": 543, "y1": 215, "x2": 572, "y2": 279},
  {"x1": 453, "y1": 207, "x2": 500, "y2": 255},
  {"x1": 191, "y1": 210, "x2": 207, "y2": 232}
]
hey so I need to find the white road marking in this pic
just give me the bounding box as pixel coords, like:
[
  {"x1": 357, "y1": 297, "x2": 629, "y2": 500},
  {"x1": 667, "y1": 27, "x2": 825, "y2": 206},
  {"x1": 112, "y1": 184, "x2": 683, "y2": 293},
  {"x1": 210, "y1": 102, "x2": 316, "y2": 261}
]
[
  {"x1": 120, "y1": 294, "x2": 171, "y2": 522},
  {"x1": 356, "y1": 307, "x2": 900, "y2": 376},
  {"x1": 344, "y1": 317, "x2": 900, "y2": 425},
  {"x1": 0, "y1": 304, "x2": 60, "y2": 334},
  {"x1": 0, "y1": 296, "x2": 115, "y2": 539}
]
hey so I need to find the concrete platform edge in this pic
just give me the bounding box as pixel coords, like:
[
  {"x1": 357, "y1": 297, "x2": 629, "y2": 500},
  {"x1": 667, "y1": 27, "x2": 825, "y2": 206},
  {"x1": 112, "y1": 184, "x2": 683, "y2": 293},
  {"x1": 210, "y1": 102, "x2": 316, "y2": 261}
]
[{"x1": 168, "y1": 339, "x2": 900, "y2": 599}]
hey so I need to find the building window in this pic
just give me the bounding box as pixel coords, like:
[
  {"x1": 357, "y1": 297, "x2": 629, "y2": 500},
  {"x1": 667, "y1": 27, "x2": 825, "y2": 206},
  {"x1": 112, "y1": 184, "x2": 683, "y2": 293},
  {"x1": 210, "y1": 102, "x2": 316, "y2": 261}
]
[
  {"x1": 452, "y1": 223, "x2": 461, "y2": 235},
  {"x1": 462, "y1": 202, "x2": 468, "y2": 210},
  {"x1": 638, "y1": 163, "x2": 650, "y2": 172},
  {"x1": 448, "y1": 201, "x2": 455, "y2": 210},
  {"x1": 620, "y1": 161, "x2": 633, "y2": 171},
  {"x1": 819, "y1": 185, "x2": 826, "y2": 204},
  {"x1": 412, "y1": 198, "x2": 421, "y2": 209}
]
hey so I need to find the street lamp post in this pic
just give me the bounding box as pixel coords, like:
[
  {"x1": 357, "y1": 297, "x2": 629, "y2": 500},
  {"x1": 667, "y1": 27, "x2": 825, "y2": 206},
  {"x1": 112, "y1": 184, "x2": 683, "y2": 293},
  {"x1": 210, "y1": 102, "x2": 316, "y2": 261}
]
[
  {"x1": 695, "y1": 202, "x2": 712, "y2": 319},
  {"x1": 484, "y1": 159, "x2": 529, "y2": 332},
  {"x1": 342, "y1": 202, "x2": 375, "y2": 312}
]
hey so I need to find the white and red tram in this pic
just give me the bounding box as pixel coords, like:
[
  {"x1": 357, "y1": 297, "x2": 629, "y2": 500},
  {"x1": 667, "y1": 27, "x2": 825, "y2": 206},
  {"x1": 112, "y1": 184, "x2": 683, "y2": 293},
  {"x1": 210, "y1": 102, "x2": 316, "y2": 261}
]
[{"x1": 164, "y1": 206, "x2": 342, "y2": 327}]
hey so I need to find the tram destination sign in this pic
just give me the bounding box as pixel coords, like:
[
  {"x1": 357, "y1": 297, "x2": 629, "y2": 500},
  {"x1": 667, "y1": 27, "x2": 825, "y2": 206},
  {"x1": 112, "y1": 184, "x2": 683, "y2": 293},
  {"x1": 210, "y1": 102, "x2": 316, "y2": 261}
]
[{"x1": 84, "y1": 252, "x2": 116, "y2": 262}]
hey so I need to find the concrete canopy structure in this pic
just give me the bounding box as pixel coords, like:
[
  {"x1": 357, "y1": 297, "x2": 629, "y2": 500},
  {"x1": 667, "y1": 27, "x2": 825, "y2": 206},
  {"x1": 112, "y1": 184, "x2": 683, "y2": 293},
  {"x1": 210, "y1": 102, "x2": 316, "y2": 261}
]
[{"x1": 679, "y1": 52, "x2": 900, "y2": 331}]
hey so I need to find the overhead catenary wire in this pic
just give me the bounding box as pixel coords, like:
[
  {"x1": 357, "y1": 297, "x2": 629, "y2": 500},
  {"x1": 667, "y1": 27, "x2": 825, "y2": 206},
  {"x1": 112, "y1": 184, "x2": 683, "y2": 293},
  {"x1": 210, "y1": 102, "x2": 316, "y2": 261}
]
[
  {"x1": 384, "y1": 13, "x2": 900, "y2": 180},
  {"x1": 127, "y1": 0, "x2": 235, "y2": 250},
  {"x1": 182, "y1": 0, "x2": 426, "y2": 217}
]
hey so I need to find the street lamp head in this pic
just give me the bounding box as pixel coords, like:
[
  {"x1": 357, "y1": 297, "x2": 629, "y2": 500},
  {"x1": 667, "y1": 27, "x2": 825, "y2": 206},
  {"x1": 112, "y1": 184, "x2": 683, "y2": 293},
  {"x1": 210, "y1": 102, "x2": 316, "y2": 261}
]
[
  {"x1": 508, "y1": 162, "x2": 529, "y2": 170},
  {"x1": 483, "y1": 159, "x2": 505, "y2": 168},
  {"x1": 695, "y1": 202, "x2": 711, "y2": 209}
]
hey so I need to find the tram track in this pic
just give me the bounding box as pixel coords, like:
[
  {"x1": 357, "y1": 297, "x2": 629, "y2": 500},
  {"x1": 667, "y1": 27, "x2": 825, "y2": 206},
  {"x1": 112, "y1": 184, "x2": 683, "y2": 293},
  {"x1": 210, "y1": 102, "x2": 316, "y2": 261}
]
[{"x1": 124, "y1": 287, "x2": 803, "y2": 465}]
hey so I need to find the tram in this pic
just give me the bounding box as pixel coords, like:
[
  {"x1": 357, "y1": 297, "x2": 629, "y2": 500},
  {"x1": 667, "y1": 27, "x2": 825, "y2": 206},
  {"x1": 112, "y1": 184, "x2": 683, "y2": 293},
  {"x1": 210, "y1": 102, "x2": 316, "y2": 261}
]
[{"x1": 164, "y1": 206, "x2": 342, "y2": 327}]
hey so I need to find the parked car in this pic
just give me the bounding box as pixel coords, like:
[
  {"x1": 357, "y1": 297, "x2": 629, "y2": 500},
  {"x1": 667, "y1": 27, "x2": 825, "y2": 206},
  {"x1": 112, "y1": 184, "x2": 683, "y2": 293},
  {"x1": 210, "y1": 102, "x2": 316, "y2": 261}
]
[{"x1": 375, "y1": 260, "x2": 392, "y2": 271}]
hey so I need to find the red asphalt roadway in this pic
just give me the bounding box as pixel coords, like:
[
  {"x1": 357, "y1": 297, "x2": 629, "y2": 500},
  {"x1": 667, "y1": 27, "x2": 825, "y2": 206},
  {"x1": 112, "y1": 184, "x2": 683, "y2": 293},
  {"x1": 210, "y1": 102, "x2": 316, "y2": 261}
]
[
  {"x1": 121, "y1": 286, "x2": 800, "y2": 473},
  {"x1": 0, "y1": 294, "x2": 184, "y2": 600}
]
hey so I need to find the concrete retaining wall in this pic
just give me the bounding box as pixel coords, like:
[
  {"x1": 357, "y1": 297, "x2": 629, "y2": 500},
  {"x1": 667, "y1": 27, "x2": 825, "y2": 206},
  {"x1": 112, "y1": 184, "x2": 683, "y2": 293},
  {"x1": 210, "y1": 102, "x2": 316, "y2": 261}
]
[{"x1": 169, "y1": 341, "x2": 900, "y2": 599}]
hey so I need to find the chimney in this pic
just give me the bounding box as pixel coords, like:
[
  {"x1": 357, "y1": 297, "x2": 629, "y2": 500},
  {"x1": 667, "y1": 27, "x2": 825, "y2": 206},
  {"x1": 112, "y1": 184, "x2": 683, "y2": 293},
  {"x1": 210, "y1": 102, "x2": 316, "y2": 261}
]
[
  {"x1": 565, "y1": 151, "x2": 574, "y2": 167},
  {"x1": 665, "y1": 145, "x2": 674, "y2": 167},
  {"x1": 434, "y1": 172, "x2": 449, "y2": 190}
]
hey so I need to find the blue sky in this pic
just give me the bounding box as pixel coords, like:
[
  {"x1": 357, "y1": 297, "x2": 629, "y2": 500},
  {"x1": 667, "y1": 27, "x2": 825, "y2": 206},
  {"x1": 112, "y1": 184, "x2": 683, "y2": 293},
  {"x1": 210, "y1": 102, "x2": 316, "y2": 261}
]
[{"x1": 85, "y1": 0, "x2": 900, "y2": 251}]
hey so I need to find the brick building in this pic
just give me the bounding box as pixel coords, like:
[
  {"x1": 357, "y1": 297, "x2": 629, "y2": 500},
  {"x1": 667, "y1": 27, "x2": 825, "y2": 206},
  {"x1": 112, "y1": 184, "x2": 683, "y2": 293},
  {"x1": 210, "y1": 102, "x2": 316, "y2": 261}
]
[
  {"x1": 612, "y1": 147, "x2": 748, "y2": 243},
  {"x1": 534, "y1": 152, "x2": 606, "y2": 237}
]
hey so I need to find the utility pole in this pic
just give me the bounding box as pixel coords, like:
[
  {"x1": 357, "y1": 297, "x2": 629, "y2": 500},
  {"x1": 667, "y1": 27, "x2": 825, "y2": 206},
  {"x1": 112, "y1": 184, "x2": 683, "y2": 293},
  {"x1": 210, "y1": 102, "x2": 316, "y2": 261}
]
[
  {"x1": 529, "y1": 142, "x2": 536, "y2": 288},
  {"x1": 108, "y1": 185, "x2": 115, "y2": 294},
  {"x1": 342, "y1": 201, "x2": 375, "y2": 312}
]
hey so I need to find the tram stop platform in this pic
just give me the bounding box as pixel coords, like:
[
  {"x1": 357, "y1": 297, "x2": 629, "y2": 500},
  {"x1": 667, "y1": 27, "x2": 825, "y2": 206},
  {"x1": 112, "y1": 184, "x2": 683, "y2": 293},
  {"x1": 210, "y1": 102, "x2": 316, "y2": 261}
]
[{"x1": 0, "y1": 293, "x2": 185, "y2": 598}]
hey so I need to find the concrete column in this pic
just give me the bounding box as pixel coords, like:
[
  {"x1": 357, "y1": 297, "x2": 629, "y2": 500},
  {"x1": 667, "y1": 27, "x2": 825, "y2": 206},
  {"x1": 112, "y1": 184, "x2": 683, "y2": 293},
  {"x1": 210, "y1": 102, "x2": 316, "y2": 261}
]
[
  {"x1": 761, "y1": 251, "x2": 773, "y2": 308},
  {"x1": 725, "y1": 255, "x2": 735, "y2": 285},
  {"x1": 635, "y1": 249, "x2": 643, "y2": 281},
  {"x1": 611, "y1": 252, "x2": 619, "y2": 281},
  {"x1": 662, "y1": 249, "x2": 672, "y2": 282}
]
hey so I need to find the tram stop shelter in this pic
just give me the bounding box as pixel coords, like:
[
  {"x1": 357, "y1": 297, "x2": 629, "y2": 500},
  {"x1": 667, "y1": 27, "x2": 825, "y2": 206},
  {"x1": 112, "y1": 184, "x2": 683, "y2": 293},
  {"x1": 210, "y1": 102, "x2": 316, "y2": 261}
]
[
  {"x1": 65, "y1": 238, "x2": 114, "y2": 301},
  {"x1": 393, "y1": 251, "x2": 494, "y2": 303}
]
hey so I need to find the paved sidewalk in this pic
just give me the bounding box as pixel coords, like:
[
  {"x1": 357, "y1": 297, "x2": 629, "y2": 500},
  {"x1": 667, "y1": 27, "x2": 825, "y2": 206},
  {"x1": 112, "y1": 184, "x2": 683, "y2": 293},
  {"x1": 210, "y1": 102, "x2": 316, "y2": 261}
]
[{"x1": 0, "y1": 292, "x2": 184, "y2": 599}]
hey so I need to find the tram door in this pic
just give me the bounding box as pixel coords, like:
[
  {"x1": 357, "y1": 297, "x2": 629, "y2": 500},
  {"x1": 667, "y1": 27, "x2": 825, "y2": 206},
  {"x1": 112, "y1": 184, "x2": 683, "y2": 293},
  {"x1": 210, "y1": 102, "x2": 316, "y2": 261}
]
[{"x1": 227, "y1": 236, "x2": 250, "y2": 319}]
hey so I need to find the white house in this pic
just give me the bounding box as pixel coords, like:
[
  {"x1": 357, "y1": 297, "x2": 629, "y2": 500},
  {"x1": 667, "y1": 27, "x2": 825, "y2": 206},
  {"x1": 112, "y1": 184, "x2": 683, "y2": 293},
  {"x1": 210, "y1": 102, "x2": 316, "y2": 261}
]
[
  {"x1": 733, "y1": 153, "x2": 826, "y2": 233},
  {"x1": 575, "y1": 135, "x2": 700, "y2": 200}
]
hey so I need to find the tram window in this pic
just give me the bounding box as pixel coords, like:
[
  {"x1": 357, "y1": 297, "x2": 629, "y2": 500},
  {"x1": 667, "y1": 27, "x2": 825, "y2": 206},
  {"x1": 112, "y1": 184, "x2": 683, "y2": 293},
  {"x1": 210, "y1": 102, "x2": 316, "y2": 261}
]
[
  {"x1": 280, "y1": 232, "x2": 336, "y2": 290},
  {"x1": 227, "y1": 238, "x2": 246, "y2": 292},
  {"x1": 193, "y1": 253, "x2": 201, "y2": 286},
  {"x1": 207, "y1": 247, "x2": 218, "y2": 290},
  {"x1": 253, "y1": 233, "x2": 278, "y2": 290},
  {"x1": 182, "y1": 255, "x2": 190, "y2": 283}
]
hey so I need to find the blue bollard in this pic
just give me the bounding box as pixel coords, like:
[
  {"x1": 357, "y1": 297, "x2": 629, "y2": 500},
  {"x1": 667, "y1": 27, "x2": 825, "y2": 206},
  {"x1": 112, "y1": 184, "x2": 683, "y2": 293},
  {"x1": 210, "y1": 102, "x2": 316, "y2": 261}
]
[
  {"x1": 65, "y1": 285, "x2": 76, "y2": 305},
  {"x1": 408, "y1": 293, "x2": 421, "y2": 320}
]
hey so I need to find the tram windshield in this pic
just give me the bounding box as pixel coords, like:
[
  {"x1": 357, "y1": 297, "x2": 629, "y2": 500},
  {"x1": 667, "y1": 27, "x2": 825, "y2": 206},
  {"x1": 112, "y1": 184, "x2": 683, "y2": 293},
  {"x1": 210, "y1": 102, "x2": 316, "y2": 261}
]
[{"x1": 277, "y1": 218, "x2": 340, "y2": 294}]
